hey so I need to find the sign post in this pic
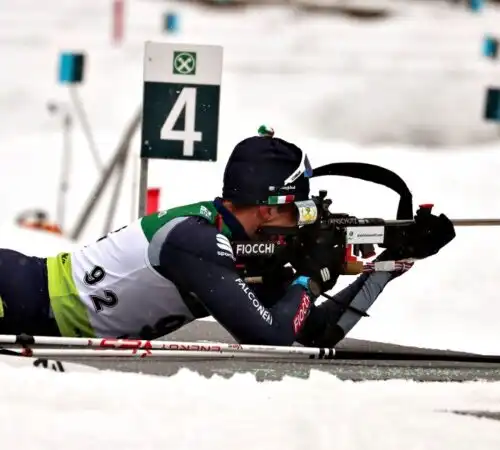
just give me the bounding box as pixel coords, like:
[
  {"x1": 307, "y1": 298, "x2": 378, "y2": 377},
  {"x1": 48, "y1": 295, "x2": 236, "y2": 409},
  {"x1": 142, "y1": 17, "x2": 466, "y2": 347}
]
[{"x1": 138, "y1": 42, "x2": 223, "y2": 217}]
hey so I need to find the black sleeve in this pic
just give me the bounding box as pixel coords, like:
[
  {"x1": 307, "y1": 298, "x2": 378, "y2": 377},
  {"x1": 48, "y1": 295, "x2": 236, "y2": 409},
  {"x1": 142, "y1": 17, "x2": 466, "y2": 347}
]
[
  {"x1": 159, "y1": 217, "x2": 313, "y2": 346},
  {"x1": 242, "y1": 264, "x2": 295, "y2": 308},
  {"x1": 297, "y1": 271, "x2": 400, "y2": 347}
]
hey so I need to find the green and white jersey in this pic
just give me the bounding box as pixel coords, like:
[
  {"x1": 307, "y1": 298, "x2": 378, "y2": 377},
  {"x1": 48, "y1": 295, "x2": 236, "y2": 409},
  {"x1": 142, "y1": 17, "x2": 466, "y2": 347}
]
[{"x1": 46, "y1": 201, "x2": 231, "y2": 338}]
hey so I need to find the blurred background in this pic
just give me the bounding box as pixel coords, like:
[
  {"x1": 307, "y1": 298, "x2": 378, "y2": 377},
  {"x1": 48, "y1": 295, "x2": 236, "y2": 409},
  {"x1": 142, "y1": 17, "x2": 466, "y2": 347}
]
[{"x1": 1, "y1": 0, "x2": 500, "y2": 242}]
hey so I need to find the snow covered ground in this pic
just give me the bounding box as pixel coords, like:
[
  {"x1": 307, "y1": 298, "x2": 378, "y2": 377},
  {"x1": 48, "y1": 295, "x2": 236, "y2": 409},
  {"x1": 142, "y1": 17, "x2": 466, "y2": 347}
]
[
  {"x1": 1, "y1": 1, "x2": 500, "y2": 447},
  {"x1": 1, "y1": 365, "x2": 500, "y2": 450}
]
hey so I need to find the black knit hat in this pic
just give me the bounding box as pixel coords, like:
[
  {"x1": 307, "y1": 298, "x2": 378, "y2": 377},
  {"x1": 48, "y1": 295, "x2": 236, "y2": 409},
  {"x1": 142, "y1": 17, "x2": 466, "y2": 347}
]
[{"x1": 222, "y1": 127, "x2": 311, "y2": 205}]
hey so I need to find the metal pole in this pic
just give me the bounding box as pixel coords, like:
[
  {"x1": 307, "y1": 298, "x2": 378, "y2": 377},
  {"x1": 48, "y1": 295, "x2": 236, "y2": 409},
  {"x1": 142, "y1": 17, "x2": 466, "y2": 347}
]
[
  {"x1": 102, "y1": 149, "x2": 128, "y2": 235},
  {"x1": 70, "y1": 142, "x2": 126, "y2": 240},
  {"x1": 131, "y1": 149, "x2": 138, "y2": 222},
  {"x1": 2, "y1": 333, "x2": 500, "y2": 364},
  {"x1": 68, "y1": 86, "x2": 103, "y2": 172},
  {"x1": 386, "y1": 218, "x2": 500, "y2": 227},
  {"x1": 70, "y1": 108, "x2": 141, "y2": 240},
  {"x1": 138, "y1": 157, "x2": 149, "y2": 218},
  {"x1": 56, "y1": 111, "x2": 73, "y2": 232},
  {"x1": 451, "y1": 218, "x2": 500, "y2": 226},
  {"x1": 347, "y1": 218, "x2": 500, "y2": 227}
]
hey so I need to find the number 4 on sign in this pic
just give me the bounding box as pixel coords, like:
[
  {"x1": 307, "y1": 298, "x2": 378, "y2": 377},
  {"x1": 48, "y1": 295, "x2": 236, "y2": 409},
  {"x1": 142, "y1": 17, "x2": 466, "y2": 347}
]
[{"x1": 160, "y1": 87, "x2": 202, "y2": 157}]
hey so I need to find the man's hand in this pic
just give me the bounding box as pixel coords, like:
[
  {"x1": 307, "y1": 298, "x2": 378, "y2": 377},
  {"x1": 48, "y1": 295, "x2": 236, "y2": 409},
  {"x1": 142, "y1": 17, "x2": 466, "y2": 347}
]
[
  {"x1": 292, "y1": 227, "x2": 346, "y2": 295},
  {"x1": 382, "y1": 205, "x2": 456, "y2": 261}
]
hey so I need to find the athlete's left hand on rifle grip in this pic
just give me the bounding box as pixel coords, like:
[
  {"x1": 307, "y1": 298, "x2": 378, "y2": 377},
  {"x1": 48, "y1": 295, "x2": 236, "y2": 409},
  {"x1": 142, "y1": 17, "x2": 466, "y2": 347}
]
[
  {"x1": 382, "y1": 205, "x2": 456, "y2": 261},
  {"x1": 412, "y1": 206, "x2": 456, "y2": 258}
]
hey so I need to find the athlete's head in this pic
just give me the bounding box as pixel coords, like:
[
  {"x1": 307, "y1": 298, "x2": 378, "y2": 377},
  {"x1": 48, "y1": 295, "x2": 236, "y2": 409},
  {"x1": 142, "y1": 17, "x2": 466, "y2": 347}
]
[{"x1": 221, "y1": 126, "x2": 312, "y2": 237}]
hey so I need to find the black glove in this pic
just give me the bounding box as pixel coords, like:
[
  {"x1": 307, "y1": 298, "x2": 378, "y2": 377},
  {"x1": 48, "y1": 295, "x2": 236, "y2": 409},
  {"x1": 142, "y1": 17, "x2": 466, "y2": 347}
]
[
  {"x1": 292, "y1": 227, "x2": 346, "y2": 295},
  {"x1": 382, "y1": 205, "x2": 456, "y2": 261},
  {"x1": 255, "y1": 265, "x2": 295, "y2": 290},
  {"x1": 242, "y1": 264, "x2": 296, "y2": 308}
]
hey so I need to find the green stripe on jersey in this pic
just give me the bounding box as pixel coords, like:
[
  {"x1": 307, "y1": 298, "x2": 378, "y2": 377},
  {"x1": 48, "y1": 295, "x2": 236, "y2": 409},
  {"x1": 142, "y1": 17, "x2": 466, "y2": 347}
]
[
  {"x1": 140, "y1": 201, "x2": 225, "y2": 242},
  {"x1": 46, "y1": 253, "x2": 96, "y2": 337}
]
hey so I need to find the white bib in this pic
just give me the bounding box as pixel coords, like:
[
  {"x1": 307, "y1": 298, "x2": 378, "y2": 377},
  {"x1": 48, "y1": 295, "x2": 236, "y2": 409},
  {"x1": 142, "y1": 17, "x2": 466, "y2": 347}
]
[{"x1": 70, "y1": 221, "x2": 194, "y2": 338}]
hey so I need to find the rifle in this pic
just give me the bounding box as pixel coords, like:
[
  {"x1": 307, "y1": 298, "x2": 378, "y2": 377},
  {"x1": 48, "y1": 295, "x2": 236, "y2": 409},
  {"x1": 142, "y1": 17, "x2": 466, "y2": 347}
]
[{"x1": 235, "y1": 162, "x2": 496, "y2": 283}]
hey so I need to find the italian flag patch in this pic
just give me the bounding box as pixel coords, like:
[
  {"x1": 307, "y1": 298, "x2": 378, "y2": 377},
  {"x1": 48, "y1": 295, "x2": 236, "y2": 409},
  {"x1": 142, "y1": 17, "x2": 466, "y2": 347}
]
[{"x1": 268, "y1": 195, "x2": 295, "y2": 205}]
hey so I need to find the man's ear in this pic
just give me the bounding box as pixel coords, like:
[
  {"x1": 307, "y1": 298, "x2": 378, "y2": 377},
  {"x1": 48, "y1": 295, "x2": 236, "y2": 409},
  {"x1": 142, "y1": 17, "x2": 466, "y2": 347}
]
[{"x1": 257, "y1": 205, "x2": 273, "y2": 221}]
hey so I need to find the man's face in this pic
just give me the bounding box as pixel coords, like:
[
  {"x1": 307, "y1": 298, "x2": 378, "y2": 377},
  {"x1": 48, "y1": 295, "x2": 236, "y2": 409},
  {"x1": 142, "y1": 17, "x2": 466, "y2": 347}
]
[{"x1": 259, "y1": 204, "x2": 297, "y2": 228}]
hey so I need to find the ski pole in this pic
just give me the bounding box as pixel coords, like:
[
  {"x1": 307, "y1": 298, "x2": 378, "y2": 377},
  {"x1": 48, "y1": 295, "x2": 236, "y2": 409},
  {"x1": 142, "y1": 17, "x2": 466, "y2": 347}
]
[
  {"x1": 2, "y1": 347, "x2": 337, "y2": 361},
  {"x1": 5, "y1": 346, "x2": 500, "y2": 364},
  {"x1": 2, "y1": 348, "x2": 269, "y2": 360},
  {"x1": 2, "y1": 336, "x2": 499, "y2": 364},
  {"x1": 0, "y1": 334, "x2": 336, "y2": 359}
]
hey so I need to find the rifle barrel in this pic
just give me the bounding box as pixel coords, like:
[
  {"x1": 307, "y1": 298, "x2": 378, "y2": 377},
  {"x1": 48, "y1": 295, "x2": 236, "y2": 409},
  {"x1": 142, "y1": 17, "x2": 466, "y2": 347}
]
[
  {"x1": 451, "y1": 218, "x2": 500, "y2": 227},
  {"x1": 363, "y1": 218, "x2": 500, "y2": 227}
]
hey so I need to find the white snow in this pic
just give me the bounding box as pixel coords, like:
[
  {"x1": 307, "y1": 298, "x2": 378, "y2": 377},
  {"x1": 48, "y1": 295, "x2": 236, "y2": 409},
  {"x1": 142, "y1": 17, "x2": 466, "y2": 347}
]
[
  {"x1": 1, "y1": 0, "x2": 500, "y2": 447},
  {"x1": 0, "y1": 366, "x2": 500, "y2": 450},
  {"x1": 0, "y1": 225, "x2": 79, "y2": 256}
]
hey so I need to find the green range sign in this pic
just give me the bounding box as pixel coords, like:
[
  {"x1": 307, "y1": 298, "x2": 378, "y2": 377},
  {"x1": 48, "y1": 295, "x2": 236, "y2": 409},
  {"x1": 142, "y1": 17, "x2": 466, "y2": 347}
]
[{"x1": 140, "y1": 42, "x2": 223, "y2": 161}]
